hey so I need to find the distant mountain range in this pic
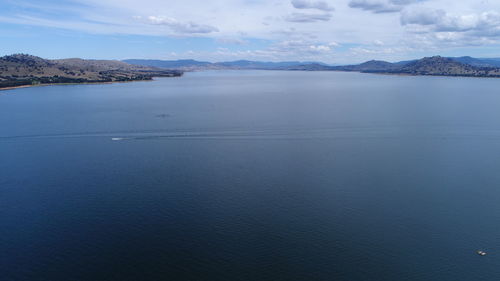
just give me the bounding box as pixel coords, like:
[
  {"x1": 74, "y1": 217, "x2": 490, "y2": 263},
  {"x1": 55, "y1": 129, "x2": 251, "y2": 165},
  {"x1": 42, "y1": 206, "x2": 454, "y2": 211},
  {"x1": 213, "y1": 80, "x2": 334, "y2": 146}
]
[
  {"x1": 123, "y1": 59, "x2": 329, "y2": 71},
  {"x1": 331, "y1": 60, "x2": 403, "y2": 72},
  {"x1": 451, "y1": 56, "x2": 500, "y2": 68},
  {"x1": 3, "y1": 54, "x2": 500, "y2": 90},
  {"x1": 0, "y1": 54, "x2": 182, "y2": 89},
  {"x1": 124, "y1": 56, "x2": 500, "y2": 77}
]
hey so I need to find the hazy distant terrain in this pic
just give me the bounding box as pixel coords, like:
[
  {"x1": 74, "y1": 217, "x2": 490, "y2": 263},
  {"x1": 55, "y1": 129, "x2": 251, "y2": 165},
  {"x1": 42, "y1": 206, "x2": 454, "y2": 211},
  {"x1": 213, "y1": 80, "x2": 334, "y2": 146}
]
[
  {"x1": 124, "y1": 56, "x2": 500, "y2": 78},
  {"x1": 123, "y1": 59, "x2": 331, "y2": 71},
  {"x1": 0, "y1": 54, "x2": 182, "y2": 89}
]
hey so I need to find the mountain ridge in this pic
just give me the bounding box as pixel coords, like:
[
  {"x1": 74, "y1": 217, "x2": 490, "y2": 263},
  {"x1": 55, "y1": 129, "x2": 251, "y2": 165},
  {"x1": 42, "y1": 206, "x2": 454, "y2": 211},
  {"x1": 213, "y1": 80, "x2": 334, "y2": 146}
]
[{"x1": 123, "y1": 56, "x2": 500, "y2": 77}]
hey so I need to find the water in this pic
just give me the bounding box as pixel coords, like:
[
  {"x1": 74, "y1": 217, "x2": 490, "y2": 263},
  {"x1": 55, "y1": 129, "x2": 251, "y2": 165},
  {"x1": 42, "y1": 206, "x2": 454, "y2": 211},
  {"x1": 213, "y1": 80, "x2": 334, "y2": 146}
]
[{"x1": 1, "y1": 71, "x2": 500, "y2": 281}]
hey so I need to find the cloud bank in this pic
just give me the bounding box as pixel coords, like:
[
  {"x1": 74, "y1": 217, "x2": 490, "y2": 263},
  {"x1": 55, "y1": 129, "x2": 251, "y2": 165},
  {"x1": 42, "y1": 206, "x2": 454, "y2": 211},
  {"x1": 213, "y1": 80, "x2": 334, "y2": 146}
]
[{"x1": 2, "y1": 0, "x2": 500, "y2": 63}]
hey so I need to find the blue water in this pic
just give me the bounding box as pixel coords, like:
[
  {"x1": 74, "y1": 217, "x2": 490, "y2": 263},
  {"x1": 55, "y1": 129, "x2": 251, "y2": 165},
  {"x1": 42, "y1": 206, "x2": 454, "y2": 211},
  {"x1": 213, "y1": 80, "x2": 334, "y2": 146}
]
[{"x1": 1, "y1": 71, "x2": 500, "y2": 281}]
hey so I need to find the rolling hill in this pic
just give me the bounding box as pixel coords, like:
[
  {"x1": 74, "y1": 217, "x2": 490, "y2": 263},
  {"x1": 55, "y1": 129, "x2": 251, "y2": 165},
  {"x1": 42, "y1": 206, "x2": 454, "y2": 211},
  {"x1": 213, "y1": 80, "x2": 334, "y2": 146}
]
[
  {"x1": 331, "y1": 56, "x2": 500, "y2": 77},
  {"x1": 331, "y1": 60, "x2": 402, "y2": 72},
  {"x1": 385, "y1": 56, "x2": 500, "y2": 77}
]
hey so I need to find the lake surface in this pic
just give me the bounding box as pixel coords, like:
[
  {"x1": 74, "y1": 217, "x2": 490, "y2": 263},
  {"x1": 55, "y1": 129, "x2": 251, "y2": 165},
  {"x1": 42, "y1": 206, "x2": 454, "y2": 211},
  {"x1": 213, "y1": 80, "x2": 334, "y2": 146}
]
[{"x1": 1, "y1": 71, "x2": 500, "y2": 281}]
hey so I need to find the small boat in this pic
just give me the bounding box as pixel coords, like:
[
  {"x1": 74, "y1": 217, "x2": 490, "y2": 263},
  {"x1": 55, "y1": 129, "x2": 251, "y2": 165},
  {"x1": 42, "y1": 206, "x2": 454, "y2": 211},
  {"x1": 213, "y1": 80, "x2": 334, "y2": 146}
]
[
  {"x1": 477, "y1": 250, "x2": 487, "y2": 256},
  {"x1": 111, "y1": 137, "x2": 124, "y2": 141}
]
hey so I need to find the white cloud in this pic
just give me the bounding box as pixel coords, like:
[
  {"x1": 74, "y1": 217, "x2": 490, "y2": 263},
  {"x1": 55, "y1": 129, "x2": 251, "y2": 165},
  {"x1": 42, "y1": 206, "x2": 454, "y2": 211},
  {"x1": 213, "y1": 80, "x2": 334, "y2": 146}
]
[
  {"x1": 285, "y1": 12, "x2": 332, "y2": 22},
  {"x1": 145, "y1": 16, "x2": 219, "y2": 34},
  {"x1": 310, "y1": 44, "x2": 331, "y2": 52},
  {"x1": 291, "y1": 0, "x2": 335, "y2": 11},
  {"x1": 349, "y1": 0, "x2": 422, "y2": 13},
  {"x1": 401, "y1": 9, "x2": 500, "y2": 33},
  {"x1": 400, "y1": 8, "x2": 446, "y2": 26},
  {"x1": 216, "y1": 38, "x2": 249, "y2": 45},
  {"x1": 401, "y1": 8, "x2": 500, "y2": 44}
]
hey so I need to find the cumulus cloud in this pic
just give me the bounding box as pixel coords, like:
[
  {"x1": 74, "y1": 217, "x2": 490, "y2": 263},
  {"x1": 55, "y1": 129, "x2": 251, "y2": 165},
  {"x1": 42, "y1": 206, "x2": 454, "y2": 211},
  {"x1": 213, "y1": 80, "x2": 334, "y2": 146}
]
[
  {"x1": 273, "y1": 40, "x2": 334, "y2": 54},
  {"x1": 285, "y1": 12, "x2": 332, "y2": 22},
  {"x1": 401, "y1": 8, "x2": 500, "y2": 35},
  {"x1": 145, "y1": 16, "x2": 219, "y2": 34},
  {"x1": 182, "y1": 39, "x2": 337, "y2": 62},
  {"x1": 349, "y1": 0, "x2": 422, "y2": 13},
  {"x1": 400, "y1": 8, "x2": 446, "y2": 26},
  {"x1": 309, "y1": 44, "x2": 331, "y2": 51},
  {"x1": 291, "y1": 0, "x2": 334, "y2": 12},
  {"x1": 216, "y1": 38, "x2": 249, "y2": 45},
  {"x1": 5, "y1": 0, "x2": 500, "y2": 63},
  {"x1": 398, "y1": 7, "x2": 500, "y2": 49}
]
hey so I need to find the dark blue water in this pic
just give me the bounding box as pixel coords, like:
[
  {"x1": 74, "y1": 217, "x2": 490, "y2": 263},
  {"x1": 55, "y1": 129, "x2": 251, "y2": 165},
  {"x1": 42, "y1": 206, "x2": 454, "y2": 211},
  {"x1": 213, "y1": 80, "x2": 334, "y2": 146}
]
[{"x1": 1, "y1": 71, "x2": 500, "y2": 281}]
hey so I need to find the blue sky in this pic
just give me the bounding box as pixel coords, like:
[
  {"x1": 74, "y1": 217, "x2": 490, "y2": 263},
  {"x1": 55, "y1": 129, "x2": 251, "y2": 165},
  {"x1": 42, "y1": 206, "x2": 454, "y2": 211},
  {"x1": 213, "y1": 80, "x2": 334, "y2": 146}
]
[{"x1": 2, "y1": 0, "x2": 500, "y2": 64}]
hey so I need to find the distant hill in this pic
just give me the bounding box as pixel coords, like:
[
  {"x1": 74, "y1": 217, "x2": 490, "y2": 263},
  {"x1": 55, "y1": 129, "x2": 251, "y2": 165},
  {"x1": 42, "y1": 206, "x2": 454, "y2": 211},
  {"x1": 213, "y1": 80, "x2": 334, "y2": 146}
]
[
  {"x1": 450, "y1": 56, "x2": 500, "y2": 68},
  {"x1": 123, "y1": 56, "x2": 500, "y2": 77},
  {"x1": 328, "y1": 56, "x2": 500, "y2": 77},
  {"x1": 213, "y1": 60, "x2": 325, "y2": 70},
  {"x1": 285, "y1": 63, "x2": 335, "y2": 71},
  {"x1": 53, "y1": 58, "x2": 153, "y2": 71},
  {"x1": 123, "y1": 59, "x2": 214, "y2": 70},
  {"x1": 0, "y1": 54, "x2": 182, "y2": 89},
  {"x1": 388, "y1": 56, "x2": 500, "y2": 77},
  {"x1": 332, "y1": 60, "x2": 402, "y2": 72},
  {"x1": 123, "y1": 59, "x2": 330, "y2": 71}
]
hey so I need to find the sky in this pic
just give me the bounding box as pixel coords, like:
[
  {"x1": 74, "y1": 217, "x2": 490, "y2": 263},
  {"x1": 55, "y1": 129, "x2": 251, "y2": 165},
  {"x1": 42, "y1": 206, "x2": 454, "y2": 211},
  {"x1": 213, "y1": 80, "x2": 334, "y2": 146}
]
[{"x1": 1, "y1": 0, "x2": 500, "y2": 64}]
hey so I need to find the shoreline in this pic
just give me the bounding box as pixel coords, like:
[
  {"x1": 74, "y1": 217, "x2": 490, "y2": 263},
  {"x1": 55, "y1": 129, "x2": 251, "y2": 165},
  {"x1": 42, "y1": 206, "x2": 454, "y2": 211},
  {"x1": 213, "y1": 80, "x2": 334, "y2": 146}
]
[
  {"x1": 0, "y1": 85, "x2": 35, "y2": 91},
  {"x1": 0, "y1": 79, "x2": 159, "y2": 92},
  {"x1": 2, "y1": 70, "x2": 498, "y2": 94},
  {"x1": 365, "y1": 72, "x2": 500, "y2": 79}
]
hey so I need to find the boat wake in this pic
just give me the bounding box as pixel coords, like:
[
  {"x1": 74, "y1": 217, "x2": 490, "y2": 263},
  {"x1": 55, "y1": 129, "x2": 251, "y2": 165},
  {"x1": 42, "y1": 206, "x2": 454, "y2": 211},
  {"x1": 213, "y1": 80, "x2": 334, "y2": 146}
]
[{"x1": 3, "y1": 126, "x2": 500, "y2": 142}]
